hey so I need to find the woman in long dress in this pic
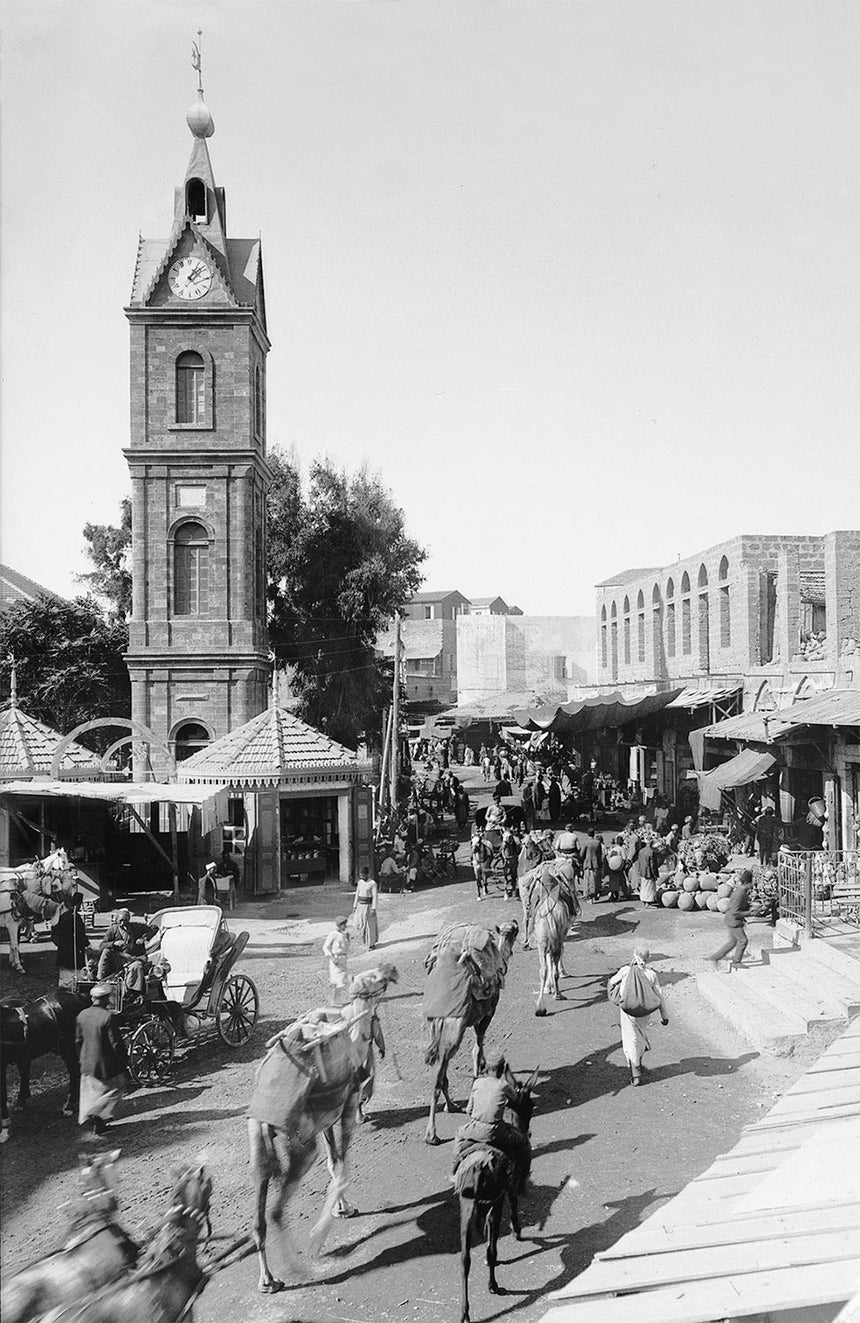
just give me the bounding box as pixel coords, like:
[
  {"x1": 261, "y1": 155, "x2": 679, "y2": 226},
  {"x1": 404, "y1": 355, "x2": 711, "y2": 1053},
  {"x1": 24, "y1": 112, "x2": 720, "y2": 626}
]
[
  {"x1": 352, "y1": 867, "x2": 379, "y2": 949},
  {"x1": 607, "y1": 947, "x2": 668, "y2": 1086}
]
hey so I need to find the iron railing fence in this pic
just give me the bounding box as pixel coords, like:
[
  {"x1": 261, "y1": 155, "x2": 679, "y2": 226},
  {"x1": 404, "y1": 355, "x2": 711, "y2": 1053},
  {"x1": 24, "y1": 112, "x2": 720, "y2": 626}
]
[{"x1": 777, "y1": 849, "x2": 860, "y2": 934}]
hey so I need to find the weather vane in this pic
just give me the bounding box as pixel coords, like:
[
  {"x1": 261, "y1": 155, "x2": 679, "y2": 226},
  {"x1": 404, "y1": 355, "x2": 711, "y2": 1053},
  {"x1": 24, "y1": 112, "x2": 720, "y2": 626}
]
[{"x1": 191, "y1": 29, "x2": 204, "y2": 95}]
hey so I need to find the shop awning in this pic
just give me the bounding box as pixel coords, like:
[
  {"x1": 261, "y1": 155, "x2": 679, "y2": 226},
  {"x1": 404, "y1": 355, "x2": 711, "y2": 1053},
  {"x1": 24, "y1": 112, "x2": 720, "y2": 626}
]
[
  {"x1": 514, "y1": 688, "x2": 683, "y2": 735},
  {"x1": 438, "y1": 691, "x2": 555, "y2": 726},
  {"x1": 705, "y1": 690, "x2": 860, "y2": 745},
  {"x1": 0, "y1": 781, "x2": 230, "y2": 836},
  {"x1": 666, "y1": 685, "x2": 741, "y2": 711},
  {"x1": 697, "y1": 750, "x2": 777, "y2": 811}
]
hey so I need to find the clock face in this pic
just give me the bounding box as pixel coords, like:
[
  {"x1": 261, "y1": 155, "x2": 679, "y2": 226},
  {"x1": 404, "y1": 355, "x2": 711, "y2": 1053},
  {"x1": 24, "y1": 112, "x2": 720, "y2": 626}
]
[{"x1": 168, "y1": 256, "x2": 213, "y2": 301}]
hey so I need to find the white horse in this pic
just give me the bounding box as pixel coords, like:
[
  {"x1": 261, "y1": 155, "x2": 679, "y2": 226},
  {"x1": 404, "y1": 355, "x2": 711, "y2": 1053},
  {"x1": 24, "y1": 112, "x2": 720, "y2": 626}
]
[{"x1": 0, "y1": 859, "x2": 65, "y2": 974}]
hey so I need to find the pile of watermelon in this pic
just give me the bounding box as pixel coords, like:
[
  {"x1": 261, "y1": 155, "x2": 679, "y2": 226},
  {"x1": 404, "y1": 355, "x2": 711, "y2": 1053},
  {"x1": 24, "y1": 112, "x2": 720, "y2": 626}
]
[{"x1": 658, "y1": 873, "x2": 735, "y2": 913}]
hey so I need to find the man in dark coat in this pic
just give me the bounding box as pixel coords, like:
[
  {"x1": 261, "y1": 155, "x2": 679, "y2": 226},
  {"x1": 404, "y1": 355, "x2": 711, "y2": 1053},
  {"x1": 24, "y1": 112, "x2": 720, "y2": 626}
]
[
  {"x1": 52, "y1": 894, "x2": 95, "y2": 989},
  {"x1": 579, "y1": 828, "x2": 605, "y2": 902},
  {"x1": 547, "y1": 775, "x2": 562, "y2": 823},
  {"x1": 76, "y1": 983, "x2": 130, "y2": 1136}
]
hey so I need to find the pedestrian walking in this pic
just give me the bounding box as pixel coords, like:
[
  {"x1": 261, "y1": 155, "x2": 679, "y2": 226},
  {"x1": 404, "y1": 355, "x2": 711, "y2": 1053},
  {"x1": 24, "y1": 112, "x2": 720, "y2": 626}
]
[
  {"x1": 351, "y1": 867, "x2": 379, "y2": 949},
  {"x1": 636, "y1": 838, "x2": 658, "y2": 905},
  {"x1": 709, "y1": 869, "x2": 752, "y2": 970},
  {"x1": 579, "y1": 828, "x2": 604, "y2": 902},
  {"x1": 197, "y1": 861, "x2": 217, "y2": 906},
  {"x1": 547, "y1": 774, "x2": 562, "y2": 824},
  {"x1": 455, "y1": 787, "x2": 470, "y2": 834},
  {"x1": 605, "y1": 835, "x2": 629, "y2": 901},
  {"x1": 755, "y1": 807, "x2": 777, "y2": 865},
  {"x1": 607, "y1": 946, "x2": 668, "y2": 1086},
  {"x1": 471, "y1": 829, "x2": 491, "y2": 899},
  {"x1": 322, "y1": 916, "x2": 351, "y2": 1005},
  {"x1": 76, "y1": 983, "x2": 130, "y2": 1136}
]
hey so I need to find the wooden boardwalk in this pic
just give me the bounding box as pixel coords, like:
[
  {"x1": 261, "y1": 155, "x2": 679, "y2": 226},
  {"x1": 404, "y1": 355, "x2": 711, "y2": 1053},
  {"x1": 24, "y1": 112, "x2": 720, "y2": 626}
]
[{"x1": 540, "y1": 1020, "x2": 860, "y2": 1323}]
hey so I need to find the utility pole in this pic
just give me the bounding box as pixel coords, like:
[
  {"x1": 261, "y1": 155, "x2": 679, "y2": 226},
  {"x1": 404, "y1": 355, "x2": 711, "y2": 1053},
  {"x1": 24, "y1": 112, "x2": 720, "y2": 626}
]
[{"x1": 390, "y1": 614, "x2": 401, "y2": 819}]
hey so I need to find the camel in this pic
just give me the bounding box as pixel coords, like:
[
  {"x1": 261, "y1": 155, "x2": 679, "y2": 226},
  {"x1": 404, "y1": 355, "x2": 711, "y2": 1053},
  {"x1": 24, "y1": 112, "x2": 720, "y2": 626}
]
[
  {"x1": 247, "y1": 963, "x2": 399, "y2": 1293},
  {"x1": 423, "y1": 921, "x2": 518, "y2": 1145},
  {"x1": 532, "y1": 862, "x2": 580, "y2": 1016}
]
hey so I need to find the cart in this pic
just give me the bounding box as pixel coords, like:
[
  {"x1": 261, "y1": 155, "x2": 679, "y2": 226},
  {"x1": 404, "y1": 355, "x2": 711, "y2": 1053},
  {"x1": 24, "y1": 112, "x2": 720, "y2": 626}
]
[{"x1": 79, "y1": 906, "x2": 259, "y2": 1087}]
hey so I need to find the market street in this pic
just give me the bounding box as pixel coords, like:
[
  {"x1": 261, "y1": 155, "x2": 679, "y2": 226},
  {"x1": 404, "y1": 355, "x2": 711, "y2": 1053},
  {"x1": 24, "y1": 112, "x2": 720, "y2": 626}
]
[{"x1": 0, "y1": 769, "x2": 805, "y2": 1323}]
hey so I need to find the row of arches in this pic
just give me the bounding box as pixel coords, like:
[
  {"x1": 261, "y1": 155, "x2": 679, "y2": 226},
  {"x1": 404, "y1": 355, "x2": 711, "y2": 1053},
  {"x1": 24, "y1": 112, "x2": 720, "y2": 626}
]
[{"x1": 600, "y1": 557, "x2": 732, "y2": 674}]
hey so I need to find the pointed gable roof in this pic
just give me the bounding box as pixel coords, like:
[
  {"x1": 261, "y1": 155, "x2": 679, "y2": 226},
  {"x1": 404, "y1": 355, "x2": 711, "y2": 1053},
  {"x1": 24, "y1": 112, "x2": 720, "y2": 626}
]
[
  {"x1": 177, "y1": 707, "x2": 370, "y2": 788},
  {"x1": 0, "y1": 706, "x2": 102, "y2": 781}
]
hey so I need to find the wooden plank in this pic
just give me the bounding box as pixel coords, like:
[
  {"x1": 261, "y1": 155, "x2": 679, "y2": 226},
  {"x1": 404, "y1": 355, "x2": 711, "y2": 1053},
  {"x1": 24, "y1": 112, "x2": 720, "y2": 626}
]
[
  {"x1": 554, "y1": 1230, "x2": 860, "y2": 1299},
  {"x1": 792, "y1": 1064, "x2": 860, "y2": 1090},
  {"x1": 597, "y1": 1205, "x2": 860, "y2": 1261},
  {"x1": 808, "y1": 1051, "x2": 860, "y2": 1073},
  {"x1": 751, "y1": 1102, "x2": 860, "y2": 1131},
  {"x1": 541, "y1": 1259, "x2": 860, "y2": 1323},
  {"x1": 695, "y1": 1155, "x2": 782, "y2": 1181},
  {"x1": 735, "y1": 1118, "x2": 860, "y2": 1215}
]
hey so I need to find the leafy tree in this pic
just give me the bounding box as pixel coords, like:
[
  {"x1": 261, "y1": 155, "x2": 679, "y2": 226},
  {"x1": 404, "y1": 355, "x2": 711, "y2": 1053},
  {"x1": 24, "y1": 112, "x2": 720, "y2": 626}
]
[
  {"x1": 80, "y1": 497, "x2": 132, "y2": 621},
  {"x1": 0, "y1": 596, "x2": 130, "y2": 739},
  {"x1": 267, "y1": 451, "x2": 425, "y2": 747}
]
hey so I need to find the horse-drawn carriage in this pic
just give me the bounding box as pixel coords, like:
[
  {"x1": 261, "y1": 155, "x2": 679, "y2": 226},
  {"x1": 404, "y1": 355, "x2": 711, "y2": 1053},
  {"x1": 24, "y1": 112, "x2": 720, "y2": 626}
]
[{"x1": 78, "y1": 906, "x2": 259, "y2": 1086}]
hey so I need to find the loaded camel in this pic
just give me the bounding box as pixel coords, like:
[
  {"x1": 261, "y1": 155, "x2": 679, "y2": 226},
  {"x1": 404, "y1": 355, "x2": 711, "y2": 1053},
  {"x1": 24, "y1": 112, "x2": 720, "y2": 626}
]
[
  {"x1": 525, "y1": 836, "x2": 582, "y2": 1016},
  {"x1": 422, "y1": 920, "x2": 519, "y2": 1145},
  {"x1": 247, "y1": 963, "x2": 399, "y2": 1293}
]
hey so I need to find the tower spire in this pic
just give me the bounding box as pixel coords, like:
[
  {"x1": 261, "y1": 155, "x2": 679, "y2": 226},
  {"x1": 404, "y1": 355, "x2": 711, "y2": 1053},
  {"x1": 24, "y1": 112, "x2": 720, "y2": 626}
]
[{"x1": 192, "y1": 29, "x2": 204, "y2": 95}]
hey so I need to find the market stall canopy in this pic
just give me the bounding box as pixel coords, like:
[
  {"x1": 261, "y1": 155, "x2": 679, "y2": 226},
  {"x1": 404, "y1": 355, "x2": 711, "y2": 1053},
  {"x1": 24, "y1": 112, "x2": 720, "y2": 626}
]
[
  {"x1": 0, "y1": 781, "x2": 229, "y2": 835},
  {"x1": 705, "y1": 690, "x2": 860, "y2": 744},
  {"x1": 438, "y1": 691, "x2": 555, "y2": 726},
  {"x1": 514, "y1": 688, "x2": 683, "y2": 734},
  {"x1": 176, "y1": 705, "x2": 371, "y2": 788},
  {"x1": 666, "y1": 685, "x2": 741, "y2": 711},
  {"x1": 697, "y1": 750, "x2": 777, "y2": 811},
  {"x1": 0, "y1": 706, "x2": 102, "y2": 781}
]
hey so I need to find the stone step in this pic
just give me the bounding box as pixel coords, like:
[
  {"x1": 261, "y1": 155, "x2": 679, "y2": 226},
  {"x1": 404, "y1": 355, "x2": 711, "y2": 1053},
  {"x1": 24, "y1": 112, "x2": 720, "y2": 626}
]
[
  {"x1": 696, "y1": 971, "x2": 809, "y2": 1055},
  {"x1": 767, "y1": 947, "x2": 860, "y2": 1016},
  {"x1": 800, "y1": 937, "x2": 860, "y2": 982},
  {"x1": 731, "y1": 963, "x2": 848, "y2": 1033}
]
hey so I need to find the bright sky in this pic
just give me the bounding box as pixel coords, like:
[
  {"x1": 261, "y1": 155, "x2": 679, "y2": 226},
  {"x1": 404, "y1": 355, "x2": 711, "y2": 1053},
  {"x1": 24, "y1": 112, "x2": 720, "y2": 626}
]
[{"x1": 2, "y1": 0, "x2": 858, "y2": 615}]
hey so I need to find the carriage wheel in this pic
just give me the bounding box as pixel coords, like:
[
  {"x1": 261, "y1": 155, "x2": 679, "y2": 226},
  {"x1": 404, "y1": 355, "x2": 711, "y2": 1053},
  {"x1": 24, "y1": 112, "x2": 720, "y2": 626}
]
[
  {"x1": 216, "y1": 973, "x2": 258, "y2": 1046},
  {"x1": 126, "y1": 1018, "x2": 175, "y2": 1086}
]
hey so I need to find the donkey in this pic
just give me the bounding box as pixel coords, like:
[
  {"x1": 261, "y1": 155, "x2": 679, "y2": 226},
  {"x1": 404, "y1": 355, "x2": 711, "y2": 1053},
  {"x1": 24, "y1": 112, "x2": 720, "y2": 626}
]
[{"x1": 453, "y1": 1069, "x2": 539, "y2": 1323}]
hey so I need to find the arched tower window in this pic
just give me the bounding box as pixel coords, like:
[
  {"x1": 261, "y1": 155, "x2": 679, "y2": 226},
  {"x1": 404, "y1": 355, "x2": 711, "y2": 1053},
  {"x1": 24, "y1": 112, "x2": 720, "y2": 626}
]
[
  {"x1": 719, "y1": 555, "x2": 731, "y2": 647},
  {"x1": 666, "y1": 578, "x2": 676, "y2": 658},
  {"x1": 636, "y1": 589, "x2": 645, "y2": 662},
  {"x1": 176, "y1": 351, "x2": 205, "y2": 425},
  {"x1": 623, "y1": 595, "x2": 631, "y2": 665},
  {"x1": 172, "y1": 721, "x2": 211, "y2": 762},
  {"x1": 174, "y1": 521, "x2": 210, "y2": 616},
  {"x1": 698, "y1": 564, "x2": 709, "y2": 587},
  {"x1": 600, "y1": 605, "x2": 608, "y2": 668},
  {"x1": 186, "y1": 178, "x2": 207, "y2": 222}
]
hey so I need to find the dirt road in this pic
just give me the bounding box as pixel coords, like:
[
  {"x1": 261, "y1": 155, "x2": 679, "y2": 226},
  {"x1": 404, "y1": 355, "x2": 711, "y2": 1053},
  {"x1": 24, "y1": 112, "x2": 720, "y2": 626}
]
[{"x1": 0, "y1": 773, "x2": 804, "y2": 1323}]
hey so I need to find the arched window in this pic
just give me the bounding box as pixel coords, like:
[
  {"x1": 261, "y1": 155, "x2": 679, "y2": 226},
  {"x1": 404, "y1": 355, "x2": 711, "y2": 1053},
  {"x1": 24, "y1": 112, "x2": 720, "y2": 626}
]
[
  {"x1": 185, "y1": 178, "x2": 207, "y2": 222},
  {"x1": 651, "y1": 585, "x2": 663, "y2": 671},
  {"x1": 254, "y1": 365, "x2": 263, "y2": 437},
  {"x1": 666, "y1": 578, "x2": 676, "y2": 658},
  {"x1": 719, "y1": 556, "x2": 731, "y2": 646},
  {"x1": 623, "y1": 595, "x2": 631, "y2": 665},
  {"x1": 637, "y1": 590, "x2": 645, "y2": 662},
  {"x1": 600, "y1": 605, "x2": 608, "y2": 668},
  {"x1": 681, "y1": 571, "x2": 691, "y2": 593},
  {"x1": 174, "y1": 521, "x2": 209, "y2": 615},
  {"x1": 172, "y1": 721, "x2": 211, "y2": 762},
  {"x1": 698, "y1": 564, "x2": 708, "y2": 587},
  {"x1": 666, "y1": 577, "x2": 674, "y2": 599},
  {"x1": 176, "y1": 351, "x2": 205, "y2": 425},
  {"x1": 610, "y1": 602, "x2": 618, "y2": 681},
  {"x1": 681, "y1": 571, "x2": 692, "y2": 654}
]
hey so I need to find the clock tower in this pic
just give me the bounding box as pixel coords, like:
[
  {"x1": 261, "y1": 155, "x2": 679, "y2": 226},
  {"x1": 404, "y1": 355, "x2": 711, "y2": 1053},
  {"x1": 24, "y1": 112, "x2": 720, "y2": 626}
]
[{"x1": 124, "y1": 83, "x2": 271, "y2": 778}]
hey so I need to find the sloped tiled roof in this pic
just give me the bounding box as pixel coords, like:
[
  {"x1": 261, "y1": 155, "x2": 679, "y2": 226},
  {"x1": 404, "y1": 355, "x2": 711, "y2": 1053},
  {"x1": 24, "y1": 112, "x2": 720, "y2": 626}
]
[
  {"x1": 0, "y1": 706, "x2": 101, "y2": 780},
  {"x1": 408, "y1": 590, "x2": 468, "y2": 604},
  {"x1": 129, "y1": 235, "x2": 262, "y2": 306},
  {"x1": 177, "y1": 706, "x2": 368, "y2": 787},
  {"x1": 0, "y1": 564, "x2": 66, "y2": 611}
]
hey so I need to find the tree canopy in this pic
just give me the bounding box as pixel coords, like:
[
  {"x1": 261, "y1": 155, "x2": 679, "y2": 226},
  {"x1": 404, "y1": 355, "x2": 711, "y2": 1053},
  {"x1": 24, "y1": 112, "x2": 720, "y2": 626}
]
[
  {"x1": 80, "y1": 497, "x2": 132, "y2": 622},
  {"x1": 267, "y1": 451, "x2": 425, "y2": 747},
  {"x1": 0, "y1": 596, "x2": 130, "y2": 736}
]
